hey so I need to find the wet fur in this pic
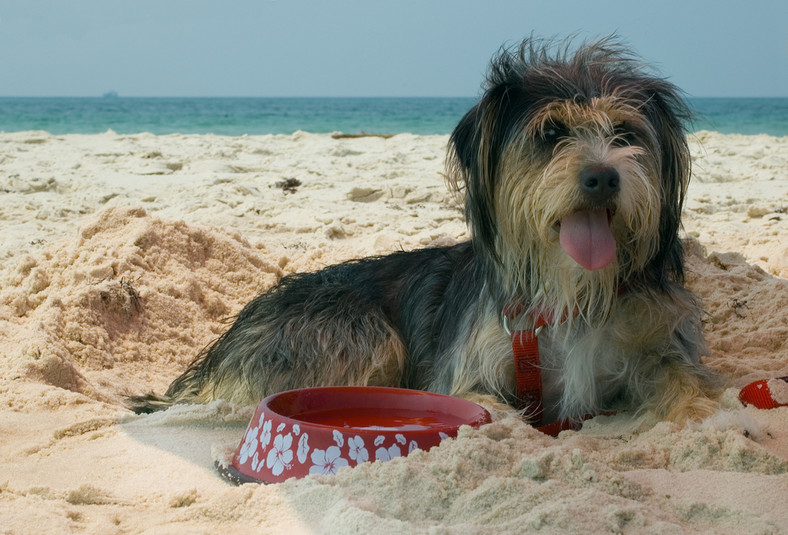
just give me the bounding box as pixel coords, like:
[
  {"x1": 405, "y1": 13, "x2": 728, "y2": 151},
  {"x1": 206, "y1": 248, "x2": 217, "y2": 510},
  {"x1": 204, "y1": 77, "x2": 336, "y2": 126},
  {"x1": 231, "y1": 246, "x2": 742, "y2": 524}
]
[{"x1": 130, "y1": 37, "x2": 721, "y2": 424}]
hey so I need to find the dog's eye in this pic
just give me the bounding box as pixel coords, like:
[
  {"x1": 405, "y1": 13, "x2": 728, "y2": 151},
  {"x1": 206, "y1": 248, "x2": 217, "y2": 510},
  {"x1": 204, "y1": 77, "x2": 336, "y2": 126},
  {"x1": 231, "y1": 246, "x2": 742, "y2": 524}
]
[
  {"x1": 541, "y1": 121, "x2": 568, "y2": 144},
  {"x1": 612, "y1": 123, "x2": 637, "y2": 147}
]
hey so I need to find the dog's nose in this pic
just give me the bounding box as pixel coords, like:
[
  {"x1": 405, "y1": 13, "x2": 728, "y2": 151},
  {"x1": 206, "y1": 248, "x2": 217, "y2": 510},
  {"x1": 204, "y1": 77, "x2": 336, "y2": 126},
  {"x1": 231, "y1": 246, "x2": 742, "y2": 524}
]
[{"x1": 580, "y1": 165, "x2": 620, "y2": 204}]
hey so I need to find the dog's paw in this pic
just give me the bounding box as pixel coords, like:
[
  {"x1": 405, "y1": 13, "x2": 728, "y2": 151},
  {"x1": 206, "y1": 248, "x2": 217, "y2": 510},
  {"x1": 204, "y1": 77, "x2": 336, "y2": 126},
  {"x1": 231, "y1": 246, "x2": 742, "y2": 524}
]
[
  {"x1": 652, "y1": 363, "x2": 724, "y2": 425},
  {"x1": 665, "y1": 395, "x2": 720, "y2": 424}
]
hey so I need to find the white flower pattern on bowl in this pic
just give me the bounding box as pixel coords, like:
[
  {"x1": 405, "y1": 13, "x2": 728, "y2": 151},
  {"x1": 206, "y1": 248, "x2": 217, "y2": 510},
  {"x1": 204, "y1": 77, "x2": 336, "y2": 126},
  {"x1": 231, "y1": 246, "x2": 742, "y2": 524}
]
[
  {"x1": 309, "y1": 445, "x2": 348, "y2": 475},
  {"x1": 251, "y1": 451, "x2": 261, "y2": 472},
  {"x1": 297, "y1": 433, "x2": 310, "y2": 464},
  {"x1": 347, "y1": 435, "x2": 368, "y2": 463},
  {"x1": 266, "y1": 433, "x2": 293, "y2": 476},
  {"x1": 332, "y1": 429, "x2": 344, "y2": 447},
  {"x1": 238, "y1": 425, "x2": 259, "y2": 464},
  {"x1": 375, "y1": 443, "x2": 402, "y2": 462},
  {"x1": 260, "y1": 419, "x2": 272, "y2": 449},
  {"x1": 236, "y1": 409, "x2": 430, "y2": 482}
]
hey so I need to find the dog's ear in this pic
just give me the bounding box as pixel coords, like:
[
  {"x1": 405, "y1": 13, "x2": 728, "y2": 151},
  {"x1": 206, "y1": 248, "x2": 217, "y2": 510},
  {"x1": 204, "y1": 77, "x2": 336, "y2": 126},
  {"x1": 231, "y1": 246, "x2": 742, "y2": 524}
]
[
  {"x1": 445, "y1": 103, "x2": 481, "y2": 195},
  {"x1": 446, "y1": 41, "x2": 547, "y2": 267},
  {"x1": 641, "y1": 80, "x2": 693, "y2": 286},
  {"x1": 447, "y1": 94, "x2": 514, "y2": 264}
]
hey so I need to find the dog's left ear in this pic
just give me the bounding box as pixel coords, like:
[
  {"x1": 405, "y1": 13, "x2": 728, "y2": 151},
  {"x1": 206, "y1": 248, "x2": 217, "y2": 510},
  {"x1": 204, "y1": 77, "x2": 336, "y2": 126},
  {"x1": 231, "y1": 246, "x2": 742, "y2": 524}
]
[{"x1": 641, "y1": 79, "x2": 693, "y2": 286}]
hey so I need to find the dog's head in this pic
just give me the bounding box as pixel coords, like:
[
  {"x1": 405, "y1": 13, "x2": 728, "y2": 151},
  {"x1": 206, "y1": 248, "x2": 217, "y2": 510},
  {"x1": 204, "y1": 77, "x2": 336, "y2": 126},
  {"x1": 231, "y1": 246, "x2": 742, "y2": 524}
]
[{"x1": 447, "y1": 37, "x2": 691, "y2": 321}]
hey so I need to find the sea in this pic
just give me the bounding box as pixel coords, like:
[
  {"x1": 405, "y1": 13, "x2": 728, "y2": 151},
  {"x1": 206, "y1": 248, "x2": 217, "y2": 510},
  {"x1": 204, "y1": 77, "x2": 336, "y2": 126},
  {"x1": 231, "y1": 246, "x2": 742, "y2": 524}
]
[{"x1": 1, "y1": 97, "x2": 786, "y2": 137}]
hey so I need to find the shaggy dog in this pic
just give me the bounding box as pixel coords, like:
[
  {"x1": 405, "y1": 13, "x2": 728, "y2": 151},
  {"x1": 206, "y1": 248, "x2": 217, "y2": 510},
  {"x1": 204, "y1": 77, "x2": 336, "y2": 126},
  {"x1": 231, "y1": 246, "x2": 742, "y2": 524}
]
[{"x1": 131, "y1": 37, "x2": 721, "y2": 427}]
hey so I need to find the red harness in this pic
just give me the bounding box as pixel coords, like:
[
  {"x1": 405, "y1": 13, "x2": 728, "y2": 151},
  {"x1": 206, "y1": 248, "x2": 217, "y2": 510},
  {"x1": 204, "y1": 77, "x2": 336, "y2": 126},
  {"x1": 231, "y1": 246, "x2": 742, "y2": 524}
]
[
  {"x1": 509, "y1": 314, "x2": 548, "y2": 423},
  {"x1": 504, "y1": 304, "x2": 592, "y2": 436}
]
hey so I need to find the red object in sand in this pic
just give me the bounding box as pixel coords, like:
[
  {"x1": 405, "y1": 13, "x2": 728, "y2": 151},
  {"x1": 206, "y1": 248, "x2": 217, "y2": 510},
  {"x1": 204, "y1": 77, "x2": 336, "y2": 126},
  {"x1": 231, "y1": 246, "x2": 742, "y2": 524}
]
[
  {"x1": 738, "y1": 376, "x2": 788, "y2": 409},
  {"x1": 220, "y1": 386, "x2": 491, "y2": 484}
]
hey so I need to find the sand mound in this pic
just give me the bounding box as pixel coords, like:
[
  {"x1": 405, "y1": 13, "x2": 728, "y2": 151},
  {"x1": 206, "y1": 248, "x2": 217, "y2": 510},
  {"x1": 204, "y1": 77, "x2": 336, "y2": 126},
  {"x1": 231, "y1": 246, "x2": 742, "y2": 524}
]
[{"x1": 0, "y1": 206, "x2": 281, "y2": 404}]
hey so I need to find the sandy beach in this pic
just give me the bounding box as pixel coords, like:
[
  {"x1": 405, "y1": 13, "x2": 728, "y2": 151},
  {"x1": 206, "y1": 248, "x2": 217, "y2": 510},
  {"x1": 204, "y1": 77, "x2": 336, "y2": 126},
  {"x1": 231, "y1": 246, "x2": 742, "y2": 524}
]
[{"x1": 1, "y1": 129, "x2": 787, "y2": 534}]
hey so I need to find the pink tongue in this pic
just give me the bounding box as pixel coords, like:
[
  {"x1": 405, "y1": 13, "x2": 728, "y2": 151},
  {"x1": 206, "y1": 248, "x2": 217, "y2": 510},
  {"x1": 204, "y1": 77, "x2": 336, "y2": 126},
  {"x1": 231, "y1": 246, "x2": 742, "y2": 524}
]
[{"x1": 559, "y1": 209, "x2": 616, "y2": 271}]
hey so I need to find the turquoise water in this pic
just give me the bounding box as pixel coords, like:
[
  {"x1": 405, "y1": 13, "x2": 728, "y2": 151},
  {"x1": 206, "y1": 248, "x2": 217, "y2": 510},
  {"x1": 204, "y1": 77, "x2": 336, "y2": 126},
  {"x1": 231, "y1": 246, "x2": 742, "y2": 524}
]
[{"x1": 0, "y1": 97, "x2": 786, "y2": 137}]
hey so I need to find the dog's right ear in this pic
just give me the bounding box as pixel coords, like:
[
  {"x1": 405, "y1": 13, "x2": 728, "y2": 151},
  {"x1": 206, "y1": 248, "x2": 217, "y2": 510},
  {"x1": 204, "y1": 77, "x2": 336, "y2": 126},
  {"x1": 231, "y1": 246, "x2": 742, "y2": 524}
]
[
  {"x1": 445, "y1": 104, "x2": 481, "y2": 195},
  {"x1": 446, "y1": 100, "x2": 505, "y2": 263},
  {"x1": 447, "y1": 40, "x2": 539, "y2": 265}
]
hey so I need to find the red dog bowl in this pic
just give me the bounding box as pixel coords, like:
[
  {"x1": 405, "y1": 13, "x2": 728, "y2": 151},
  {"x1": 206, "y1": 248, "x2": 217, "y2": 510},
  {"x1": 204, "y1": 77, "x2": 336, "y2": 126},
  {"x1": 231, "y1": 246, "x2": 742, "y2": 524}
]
[{"x1": 219, "y1": 386, "x2": 491, "y2": 484}]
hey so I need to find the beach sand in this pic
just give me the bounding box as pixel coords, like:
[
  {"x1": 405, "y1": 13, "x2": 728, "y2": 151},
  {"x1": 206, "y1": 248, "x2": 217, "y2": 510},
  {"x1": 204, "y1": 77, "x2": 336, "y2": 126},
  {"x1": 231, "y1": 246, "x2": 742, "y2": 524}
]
[{"x1": 0, "y1": 130, "x2": 787, "y2": 534}]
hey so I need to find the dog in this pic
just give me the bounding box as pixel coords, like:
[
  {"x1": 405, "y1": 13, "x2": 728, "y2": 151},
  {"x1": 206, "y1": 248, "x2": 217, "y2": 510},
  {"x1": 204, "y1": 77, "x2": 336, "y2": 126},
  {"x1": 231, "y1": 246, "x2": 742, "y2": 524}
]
[{"x1": 131, "y1": 37, "x2": 721, "y2": 426}]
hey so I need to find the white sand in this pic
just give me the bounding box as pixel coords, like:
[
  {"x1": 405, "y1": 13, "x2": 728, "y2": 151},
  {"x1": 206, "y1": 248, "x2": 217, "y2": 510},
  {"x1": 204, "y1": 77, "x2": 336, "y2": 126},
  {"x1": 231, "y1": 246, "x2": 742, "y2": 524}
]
[{"x1": 0, "y1": 130, "x2": 786, "y2": 534}]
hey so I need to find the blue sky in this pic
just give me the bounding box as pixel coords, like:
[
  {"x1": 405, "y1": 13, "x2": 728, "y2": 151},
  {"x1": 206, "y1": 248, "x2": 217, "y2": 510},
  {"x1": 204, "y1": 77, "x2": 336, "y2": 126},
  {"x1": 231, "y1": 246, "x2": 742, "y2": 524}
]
[{"x1": 2, "y1": 0, "x2": 787, "y2": 98}]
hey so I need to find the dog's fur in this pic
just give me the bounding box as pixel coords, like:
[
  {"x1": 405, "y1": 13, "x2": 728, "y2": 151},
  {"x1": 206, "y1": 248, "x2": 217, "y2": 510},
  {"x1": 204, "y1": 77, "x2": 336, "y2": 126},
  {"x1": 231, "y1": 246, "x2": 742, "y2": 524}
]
[{"x1": 131, "y1": 37, "x2": 721, "y2": 424}]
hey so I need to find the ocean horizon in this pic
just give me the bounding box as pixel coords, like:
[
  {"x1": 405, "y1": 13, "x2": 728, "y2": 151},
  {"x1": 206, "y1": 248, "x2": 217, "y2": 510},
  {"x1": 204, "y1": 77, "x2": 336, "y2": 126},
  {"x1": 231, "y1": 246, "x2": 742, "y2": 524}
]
[{"x1": 1, "y1": 96, "x2": 787, "y2": 137}]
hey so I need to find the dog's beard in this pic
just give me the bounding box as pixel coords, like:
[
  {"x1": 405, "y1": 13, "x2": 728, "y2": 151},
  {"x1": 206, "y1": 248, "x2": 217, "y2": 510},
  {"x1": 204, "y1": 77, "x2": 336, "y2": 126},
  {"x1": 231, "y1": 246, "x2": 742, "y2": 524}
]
[
  {"x1": 502, "y1": 240, "x2": 620, "y2": 329},
  {"x1": 494, "y1": 137, "x2": 662, "y2": 327}
]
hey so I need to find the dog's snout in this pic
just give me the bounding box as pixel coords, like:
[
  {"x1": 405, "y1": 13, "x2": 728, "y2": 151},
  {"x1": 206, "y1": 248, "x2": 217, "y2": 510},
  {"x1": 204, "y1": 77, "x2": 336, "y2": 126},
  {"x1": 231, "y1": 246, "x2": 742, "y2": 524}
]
[{"x1": 580, "y1": 166, "x2": 620, "y2": 204}]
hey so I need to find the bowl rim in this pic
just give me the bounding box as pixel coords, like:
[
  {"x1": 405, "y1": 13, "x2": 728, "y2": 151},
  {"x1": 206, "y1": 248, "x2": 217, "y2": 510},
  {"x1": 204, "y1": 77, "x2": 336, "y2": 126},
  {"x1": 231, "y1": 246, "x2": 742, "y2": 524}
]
[{"x1": 260, "y1": 385, "x2": 491, "y2": 436}]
